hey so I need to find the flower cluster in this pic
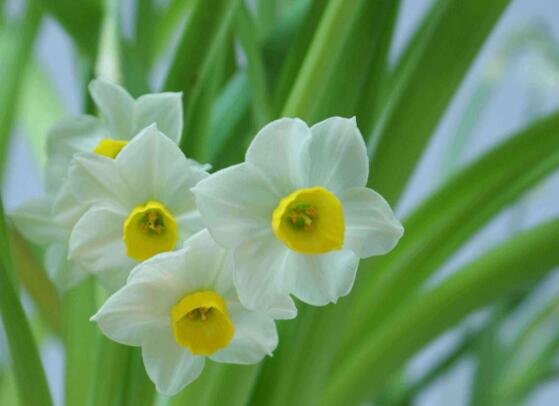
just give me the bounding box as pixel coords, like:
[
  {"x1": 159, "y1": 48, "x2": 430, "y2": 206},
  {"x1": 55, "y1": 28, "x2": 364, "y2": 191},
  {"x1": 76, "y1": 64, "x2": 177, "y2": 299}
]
[{"x1": 12, "y1": 79, "x2": 403, "y2": 395}]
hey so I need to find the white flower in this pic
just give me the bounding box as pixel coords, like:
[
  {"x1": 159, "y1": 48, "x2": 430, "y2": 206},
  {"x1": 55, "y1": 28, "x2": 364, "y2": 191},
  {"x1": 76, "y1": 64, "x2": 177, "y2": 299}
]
[
  {"x1": 66, "y1": 124, "x2": 209, "y2": 290},
  {"x1": 45, "y1": 78, "x2": 184, "y2": 193},
  {"x1": 193, "y1": 117, "x2": 404, "y2": 310},
  {"x1": 11, "y1": 78, "x2": 186, "y2": 290},
  {"x1": 10, "y1": 195, "x2": 88, "y2": 290},
  {"x1": 92, "y1": 229, "x2": 279, "y2": 396}
]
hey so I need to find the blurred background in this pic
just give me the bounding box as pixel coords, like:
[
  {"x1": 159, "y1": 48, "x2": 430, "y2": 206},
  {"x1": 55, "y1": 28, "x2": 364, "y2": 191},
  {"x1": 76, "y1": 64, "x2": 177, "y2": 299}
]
[{"x1": 2, "y1": 0, "x2": 559, "y2": 405}]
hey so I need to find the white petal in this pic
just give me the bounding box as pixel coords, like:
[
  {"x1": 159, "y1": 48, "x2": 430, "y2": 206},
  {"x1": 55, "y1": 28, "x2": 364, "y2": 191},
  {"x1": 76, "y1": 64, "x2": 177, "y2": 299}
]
[
  {"x1": 67, "y1": 153, "x2": 132, "y2": 213},
  {"x1": 115, "y1": 125, "x2": 208, "y2": 215},
  {"x1": 142, "y1": 329, "x2": 204, "y2": 396},
  {"x1": 133, "y1": 92, "x2": 183, "y2": 143},
  {"x1": 266, "y1": 295, "x2": 297, "y2": 320},
  {"x1": 284, "y1": 250, "x2": 359, "y2": 306},
  {"x1": 126, "y1": 231, "x2": 230, "y2": 300},
  {"x1": 193, "y1": 163, "x2": 279, "y2": 248},
  {"x1": 89, "y1": 79, "x2": 135, "y2": 139},
  {"x1": 340, "y1": 187, "x2": 404, "y2": 258},
  {"x1": 52, "y1": 180, "x2": 88, "y2": 228},
  {"x1": 44, "y1": 243, "x2": 87, "y2": 291},
  {"x1": 68, "y1": 207, "x2": 134, "y2": 289},
  {"x1": 245, "y1": 118, "x2": 311, "y2": 195},
  {"x1": 91, "y1": 272, "x2": 174, "y2": 346},
  {"x1": 45, "y1": 115, "x2": 106, "y2": 192},
  {"x1": 233, "y1": 236, "x2": 291, "y2": 311},
  {"x1": 307, "y1": 117, "x2": 368, "y2": 193},
  {"x1": 210, "y1": 304, "x2": 278, "y2": 364},
  {"x1": 10, "y1": 197, "x2": 65, "y2": 244},
  {"x1": 175, "y1": 210, "x2": 205, "y2": 242}
]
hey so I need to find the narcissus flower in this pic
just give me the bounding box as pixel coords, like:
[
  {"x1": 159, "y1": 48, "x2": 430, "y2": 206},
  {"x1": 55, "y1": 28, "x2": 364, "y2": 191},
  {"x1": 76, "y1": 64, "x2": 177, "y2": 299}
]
[
  {"x1": 11, "y1": 78, "x2": 186, "y2": 290},
  {"x1": 92, "y1": 230, "x2": 279, "y2": 395},
  {"x1": 67, "y1": 124, "x2": 208, "y2": 290},
  {"x1": 10, "y1": 195, "x2": 88, "y2": 290},
  {"x1": 45, "y1": 78, "x2": 183, "y2": 192},
  {"x1": 193, "y1": 117, "x2": 404, "y2": 309}
]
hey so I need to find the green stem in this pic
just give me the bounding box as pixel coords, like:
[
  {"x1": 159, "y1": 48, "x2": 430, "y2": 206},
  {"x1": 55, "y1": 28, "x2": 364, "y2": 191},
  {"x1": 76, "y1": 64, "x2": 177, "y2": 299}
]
[{"x1": 0, "y1": 198, "x2": 53, "y2": 405}]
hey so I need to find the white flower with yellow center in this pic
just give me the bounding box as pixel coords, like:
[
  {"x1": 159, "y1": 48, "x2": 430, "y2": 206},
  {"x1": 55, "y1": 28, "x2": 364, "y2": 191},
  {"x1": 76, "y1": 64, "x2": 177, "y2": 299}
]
[
  {"x1": 66, "y1": 124, "x2": 208, "y2": 290},
  {"x1": 193, "y1": 117, "x2": 404, "y2": 309},
  {"x1": 45, "y1": 78, "x2": 184, "y2": 192},
  {"x1": 92, "y1": 229, "x2": 279, "y2": 395},
  {"x1": 11, "y1": 78, "x2": 186, "y2": 290}
]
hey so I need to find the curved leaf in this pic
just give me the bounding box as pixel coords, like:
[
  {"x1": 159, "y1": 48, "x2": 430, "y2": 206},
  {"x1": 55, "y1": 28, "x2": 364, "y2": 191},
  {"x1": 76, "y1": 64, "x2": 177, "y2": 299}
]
[{"x1": 323, "y1": 217, "x2": 559, "y2": 405}]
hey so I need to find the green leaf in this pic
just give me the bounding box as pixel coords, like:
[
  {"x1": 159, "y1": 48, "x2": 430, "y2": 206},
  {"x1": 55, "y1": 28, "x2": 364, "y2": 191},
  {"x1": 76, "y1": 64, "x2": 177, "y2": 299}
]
[
  {"x1": 10, "y1": 228, "x2": 62, "y2": 335},
  {"x1": 281, "y1": 0, "x2": 365, "y2": 120},
  {"x1": 235, "y1": 3, "x2": 272, "y2": 128},
  {"x1": 0, "y1": 3, "x2": 42, "y2": 181},
  {"x1": 323, "y1": 217, "x2": 559, "y2": 405},
  {"x1": 121, "y1": 348, "x2": 156, "y2": 406},
  {"x1": 164, "y1": 0, "x2": 241, "y2": 160},
  {"x1": 368, "y1": 0, "x2": 511, "y2": 205},
  {"x1": 315, "y1": 0, "x2": 400, "y2": 124},
  {"x1": 0, "y1": 198, "x2": 52, "y2": 406},
  {"x1": 18, "y1": 60, "x2": 67, "y2": 166},
  {"x1": 63, "y1": 278, "x2": 98, "y2": 406},
  {"x1": 344, "y1": 111, "x2": 559, "y2": 350},
  {"x1": 34, "y1": 0, "x2": 102, "y2": 58}
]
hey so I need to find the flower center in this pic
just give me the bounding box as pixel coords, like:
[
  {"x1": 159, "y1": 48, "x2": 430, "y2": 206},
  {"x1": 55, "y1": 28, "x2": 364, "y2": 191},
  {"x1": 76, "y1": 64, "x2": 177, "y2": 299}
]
[
  {"x1": 272, "y1": 186, "x2": 344, "y2": 254},
  {"x1": 171, "y1": 291, "x2": 234, "y2": 355},
  {"x1": 123, "y1": 200, "x2": 178, "y2": 261},
  {"x1": 94, "y1": 138, "x2": 128, "y2": 158}
]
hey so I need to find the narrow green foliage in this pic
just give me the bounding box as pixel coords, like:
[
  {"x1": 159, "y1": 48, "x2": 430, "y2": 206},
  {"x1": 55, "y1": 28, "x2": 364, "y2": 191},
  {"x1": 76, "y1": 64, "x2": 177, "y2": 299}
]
[
  {"x1": 10, "y1": 229, "x2": 62, "y2": 335},
  {"x1": 121, "y1": 348, "x2": 156, "y2": 406},
  {"x1": 344, "y1": 111, "x2": 559, "y2": 351},
  {"x1": 323, "y1": 218, "x2": 559, "y2": 405},
  {"x1": 368, "y1": 0, "x2": 511, "y2": 205},
  {"x1": 34, "y1": 0, "x2": 101, "y2": 58},
  {"x1": 0, "y1": 199, "x2": 53, "y2": 406},
  {"x1": 281, "y1": 0, "x2": 365, "y2": 120},
  {"x1": 64, "y1": 278, "x2": 98, "y2": 406},
  {"x1": 235, "y1": 3, "x2": 272, "y2": 128},
  {"x1": 164, "y1": 0, "x2": 241, "y2": 160},
  {"x1": 0, "y1": 2, "x2": 42, "y2": 182},
  {"x1": 315, "y1": 1, "x2": 400, "y2": 124}
]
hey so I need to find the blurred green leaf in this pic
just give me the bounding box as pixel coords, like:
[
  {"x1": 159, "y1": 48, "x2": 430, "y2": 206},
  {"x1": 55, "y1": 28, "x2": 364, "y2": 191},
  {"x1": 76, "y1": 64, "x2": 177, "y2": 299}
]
[
  {"x1": 10, "y1": 228, "x2": 62, "y2": 335},
  {"x1": 164, "y1": 0, "x2": 240, "y2": 160},
  {"x1": 18, "y1": 60, "x2": 66, "y2": 166},
  {"x1": 323, "y1": 217, "x2": 559, "y2": 405},
  {"x1": 34, "y1": 0, "x2": 102, "y2": 58},
  {"x1": 64, "y1": 278, "x2": 98, "y2": 406},
  {"x1": 0, "y1": 3, "x2": 42, "y2": 182},
  {"x1": 281, "y1": 0, "x2": 365, "y2": 119},
  {"x1": 345, "y1": 111, "x2": 559, "y2": 350},
  {"x1": 315, "y1": 1, "x2": 400, "y2": 124},
  {"x1": 0, "y1": 198, "x2": 52, "y2": 406},
  {"x1": 235, "y1": 3, "x2": 272, "y2": 128},
  {"x1": 368, "y1": 0, "x2": 511, "y2": 205}
]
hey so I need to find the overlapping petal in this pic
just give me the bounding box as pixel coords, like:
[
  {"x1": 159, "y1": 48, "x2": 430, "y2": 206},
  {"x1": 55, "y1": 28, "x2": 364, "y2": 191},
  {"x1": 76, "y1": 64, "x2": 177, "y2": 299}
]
[
  {"x1": 142, "y1": 330, "x2": 205, "y2": 396},
  {"x1": 210, "y1": 303, "x2": 278, "y2": 364},
  {"x1": 306, "y1": 117, "x2": 369, "y2": 193},
  {"x1": 193, "y1": 163, "x2": 280, "y2": 248},
  {"x1": 340, "y1": 187, "x2": 404, "y2": 258},
  {"x1": 89, "y1": 79, "x2": 135, "y2": 139},
  {"x1": 68, "y1": 207, "x2": 135, "y2": 289},
  {"x1": 245, "y1": 118, "x2": 311, "y2": 195},
  {"x1": 284, "y1": 249, "x2": 359, "y2": 306},
  {"x1": 134, "y1": 93, "x2": 183, "y2": 143}
]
